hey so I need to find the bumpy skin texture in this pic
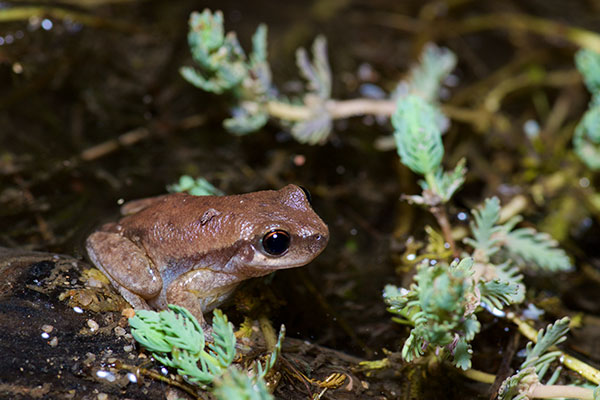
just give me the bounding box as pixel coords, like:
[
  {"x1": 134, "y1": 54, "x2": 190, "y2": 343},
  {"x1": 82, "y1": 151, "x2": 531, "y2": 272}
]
[{"x1": 86, "y1": 185, "x2": 329, "y2": 324}]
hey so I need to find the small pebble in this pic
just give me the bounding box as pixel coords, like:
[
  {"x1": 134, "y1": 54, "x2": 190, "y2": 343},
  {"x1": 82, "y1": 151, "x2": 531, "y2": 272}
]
[
  {"x1": 122, "y1": 308, "x2": 135, "y2": 319},
  {"x1": 114, "y1": 326, "x2": 126, "y2": 337},
  {"x1": 87, "y1": 319, "x2": 99, "y2": 332},
  {"x1": 84, "y1": 353, "x2": 96, "y2": 363},
  {"x1": 49, "y1": 337, "x2": 58, "y2": 347},
  {"x1": 97, "y1": 393, "x2": 108, "y2": 400},
  {"x1": 127, "y1": 372, "x2": 137, "y2": 383},
  {"x1": 77, "y1": 292, "x2": 93, "y2": 306},
  {"x1": 41, "y1": 324, "x2": 54, "y2": 333},
  {"x1": 123, "y1": 345, "x2": 133, "y2": 352}
]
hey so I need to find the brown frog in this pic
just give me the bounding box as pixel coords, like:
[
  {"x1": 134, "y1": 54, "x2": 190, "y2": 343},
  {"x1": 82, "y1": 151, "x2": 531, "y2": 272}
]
[{"x1": 85, "y1": 185, "x2": 329, "y2": 325}]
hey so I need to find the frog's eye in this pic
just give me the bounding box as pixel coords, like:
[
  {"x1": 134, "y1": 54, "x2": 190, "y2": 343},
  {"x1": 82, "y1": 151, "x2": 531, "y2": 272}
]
[
  {"x1": 262, "y1": 229, "x2": 291, "y2": 256},
  {"x1": 299, "y1": 186, "x2": 312, "y2": 205}
]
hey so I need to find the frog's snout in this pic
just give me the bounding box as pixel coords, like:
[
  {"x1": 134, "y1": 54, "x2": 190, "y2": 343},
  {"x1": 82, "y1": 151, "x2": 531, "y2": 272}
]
[{"x1": 308, "y1": 232, "x2": 329, "y2": 255}]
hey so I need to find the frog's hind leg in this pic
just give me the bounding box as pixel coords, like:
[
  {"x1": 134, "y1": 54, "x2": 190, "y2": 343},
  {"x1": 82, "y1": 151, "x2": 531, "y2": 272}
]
[{"x1": 86, "y1": 231, "x2": 163, "y2": 311}]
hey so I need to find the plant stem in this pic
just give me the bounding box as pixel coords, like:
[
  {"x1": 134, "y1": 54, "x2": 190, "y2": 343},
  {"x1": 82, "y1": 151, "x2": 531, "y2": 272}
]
[
  {"x1": 266, "y1": 99, "x2": 395, "y2": 121},
  {"x1": 458, "y1": 368, "x2": 594, "y2": 399},
  {"x1": 508, "y1": 313, "x2": 600, "y2": 384},
  {"x1": 326, "y1": 99, "x2": 396, "y2": 118},
  {"x1": 266, "y1": 99, "x2": 490, "y2": 129},
  {"x1": 430, "y1": 204, "x2": 458, "y2": 257},
  {"x1": 530, "y1": 383, "x2": 593, "y2": 400},
  {"x1": 258, "y1": 314, "x2": 277, "y2": 352},
  {"x1": 458, "y1": 367, "x2": 595, "y2": 399},
  {"x1": 458, "y1": 367, "x2": 496, "y2": 384}
]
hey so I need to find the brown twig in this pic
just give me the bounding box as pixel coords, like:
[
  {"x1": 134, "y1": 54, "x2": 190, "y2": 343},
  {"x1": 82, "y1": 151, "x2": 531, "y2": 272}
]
[
  {"x1": 429, "y1": 204, "x2": 458, "y2": 258},
  {"x1": 0, "y1": 6, "x2": 140, "y2": 33},
  {"x1": 115, "y1": 361, "x2": 202, "y2": 399},
  {"x1": 79, "y1": 127, "x2": 151, "y2": 162}
]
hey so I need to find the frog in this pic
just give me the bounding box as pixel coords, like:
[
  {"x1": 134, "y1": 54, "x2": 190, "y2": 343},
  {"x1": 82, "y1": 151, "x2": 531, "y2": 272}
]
[{"x1": 85, "y1": 184, "x2": 329, "y2": 325}]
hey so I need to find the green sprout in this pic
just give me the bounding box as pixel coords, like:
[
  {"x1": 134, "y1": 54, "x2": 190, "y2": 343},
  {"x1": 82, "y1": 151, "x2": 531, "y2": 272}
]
[
  {"x1": 391, "y1": 94, "x2": 466, "y2": 205},
  {"x1": 383, "y1": 194, "x2": 574, "y2": 370},
  {"x1": 180, "y1": 9, "x2": 272, "y2": 135},
  {"x1": 129, "y1": 306, "x2": 236, "y2": 386},
  {"x1": 391, "y1": 44, "x2": 464, "y2": 205},
  {"x1": 465, "y1": 197, "x2": 571, "y2": 272},
  {"x1": 384, "y1": 254, "x2": 524, "y2": 370},
  {"x1": 213, "y1": 368, "x2": 273, "y2": 400},
  {"x1": 499, "y1": 318, "x2": 600, "y2": 400},
  {"x1": 392, "y1": 95, "x2": 444, "y2": 177},
  {"x1": 392, "y1": 43, "x2": 457, "y2": 103},
  {"x1": 384, "y1": 258, "x2": 481, "y2": 370},
  {"x1": 573, "y1": 49, "x2": 600, "y2": 170},
  {"x1": 129, "y1": 305, "x2": 283, "y2": 397},
  {"x1": 181, "y1": 9, "x2": 464, "y2": 145},
  {"x1": 167, "y1": 175, "x2": 224, "y2": 196}
]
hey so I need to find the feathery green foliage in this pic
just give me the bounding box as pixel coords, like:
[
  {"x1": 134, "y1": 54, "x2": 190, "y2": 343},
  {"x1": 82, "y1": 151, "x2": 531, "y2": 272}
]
[
  {"x1": 421, "y1": 157, "x2": 467, "y2": 202},
  {"x1": 130, "y1": 306, "x2": 235, "y2": 385},
  {"x1": 296, "y1": 36, "x2": 331, "y2": 100},
  {"x1": 498, "y1": 318, "x2": 570, "y2": 400},
  {"x1": 464, "y1": 197, "x2": 502, "y2": 259},
  {"x1": 573, "y1": 49, "x2": 600, "y2": 170},
  {"x1": 180, "y1": 10, "x2": 247, "y2": 94},
  {"x1": 479, "y1": 278, "x2": 524, "y2": 310},
  {"x1": 181, "y1": 9, "x2": 272, "y2": 135},
  {"x1": 391, "y1": 46, "x2": 466, "y2": 205},
  {"x1": 521, "y1": 317, "x2": 569, "y2": 374},
  {"x1": 393, "y1": 43, "x2": 457, "y2": 103},
  {"x1": 464, "y1": 197, "x2": 571, "y2": 272},
  {"x1": 181, "y1": 9, "x2": 335, "y2": 143},
  {"x1": 213, "y1": 368, "x2": 273, "y2": 400},
  {"x1": 384, "y1": 255, "x2": 524, "y2": 369},
  {"x1": 129, "y1": 305, "x2": 281, "y2": 397},
  {"x1": 384, "y1": 258, "x2": 481, "y2": 369},
  {"x1": 502, "y1": 224, "x2": 572, "y2": 272},
  {"x1": 167, "y1": 175, "x2": 224, "y2": 196},
  {"x1": 392, "y1": 95, "x2": 444, "y2": 176},
  {"x1": 290, "y1": 36, "x2": 333, "y2": 144},
  {"x1": 573, "y1": 104, "x2": 600, "y2": 170},
  {"x1": 576, "y1": 49, "x2": 600, "y2": 95}
]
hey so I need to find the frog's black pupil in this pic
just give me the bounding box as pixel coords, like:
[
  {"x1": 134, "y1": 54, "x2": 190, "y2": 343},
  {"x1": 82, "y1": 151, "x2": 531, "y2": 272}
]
[
  {"x1": 299, "y1": 186, "x2": 312, "y2": 204},
  {"x1": 262, "y1": 230, "x2": 290, "y2": 256}
]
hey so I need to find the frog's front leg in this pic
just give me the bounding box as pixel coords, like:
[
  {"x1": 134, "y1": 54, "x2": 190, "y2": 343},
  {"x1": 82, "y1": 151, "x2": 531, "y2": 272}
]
[
  {"x1": 86, "y1": 231, "x2": 163, "y2": 311},
  {"x1": 165, "y1": 269, "x2": 240, "y2": 326}
]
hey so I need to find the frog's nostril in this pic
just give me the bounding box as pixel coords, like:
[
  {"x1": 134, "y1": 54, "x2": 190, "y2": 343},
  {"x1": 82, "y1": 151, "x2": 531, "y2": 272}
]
[{"x1": 313, "y1": 234, "x2": 328, "y2": 247}]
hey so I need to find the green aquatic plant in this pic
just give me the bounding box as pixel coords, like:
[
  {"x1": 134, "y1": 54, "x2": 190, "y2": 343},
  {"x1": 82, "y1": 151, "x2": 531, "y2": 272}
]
[
  {"x1": 129, "y1": 305, "x2": 282, "y2": 397},
  {"x1": 499, "y1": 318, "x2": 600, "y2": 400},
  {"x1": 129, "y1": 306, "x2": 236, "y2": 386},
  {"x1": 213, "y1": 368, "x2": 273, "y2": 400},
  {"x1": 180, "y1": 9, "x2": 272, "y2": 135},
  {"x1": 574, "y1": 49, "x2": 600, "y2": 170},
  {"x1": 181, "y1": 9, "x2": 459, "y2": 145},
  {"x1": 167, "y1": 175, "x2": 224, "y2": 196},
  {"x1": 384, "y1": 258, "x2": 482, "y2": 370},
  {"x1": 466, "y1": 197, "x2": 571, "y2": 272}
]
